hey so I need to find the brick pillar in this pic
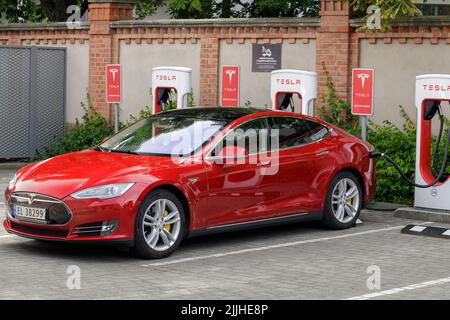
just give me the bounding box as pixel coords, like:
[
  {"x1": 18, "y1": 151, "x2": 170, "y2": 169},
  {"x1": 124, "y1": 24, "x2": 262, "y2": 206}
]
[
  {"x1": 88, "y1": 0, "x2": 135, "y2": 120},
  {"x1": 316, "y1": 0, "x2": 352, "y2": 102},
  {"x1": 199, "y1": 36, "x2": 219, "y2": 106}
]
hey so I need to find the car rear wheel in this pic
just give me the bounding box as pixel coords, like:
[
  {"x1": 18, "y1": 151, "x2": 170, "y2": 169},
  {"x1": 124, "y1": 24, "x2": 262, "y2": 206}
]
[
  {"x1": 322, "y1": 171, "x2": 362, "y2": 230},
  {"x1": 132, "y1": 189, "x2": 186, "y2": 259}
]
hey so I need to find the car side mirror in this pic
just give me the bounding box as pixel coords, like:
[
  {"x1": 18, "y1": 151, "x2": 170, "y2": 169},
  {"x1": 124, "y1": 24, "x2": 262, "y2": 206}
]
[{"x1": 205, "y1": 145, "x2": 249, "y2": 165}]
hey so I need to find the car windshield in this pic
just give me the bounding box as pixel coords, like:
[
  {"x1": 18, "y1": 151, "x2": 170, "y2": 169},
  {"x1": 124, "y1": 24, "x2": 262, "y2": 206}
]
[{"x1": 99, "y1": 115, "x2": 226, "y2": 156}]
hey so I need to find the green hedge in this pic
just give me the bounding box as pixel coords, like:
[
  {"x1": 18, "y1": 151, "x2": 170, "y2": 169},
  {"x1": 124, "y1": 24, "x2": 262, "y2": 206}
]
[
  {"x1": 35, "y1": 104, "x2": 114, "y2": 160},
  {"x1": 367, "y1": 107, "x2": 416, "y2": 205}
]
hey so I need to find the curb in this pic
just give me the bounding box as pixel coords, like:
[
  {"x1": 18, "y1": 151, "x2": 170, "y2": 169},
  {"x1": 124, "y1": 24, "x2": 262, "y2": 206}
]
[
  {"x1": 402, "y1": 224, "x2": 450, "y2": 239},
  {"x1": 395, "y1": 207, "x2": 450, "y2": 224}
]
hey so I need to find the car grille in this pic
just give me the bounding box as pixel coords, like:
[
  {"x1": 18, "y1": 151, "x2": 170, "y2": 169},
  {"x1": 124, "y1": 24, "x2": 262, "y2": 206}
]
[
  {"x1": 11, "y1": 222, "x2": 69, "y2": 237},
  {"x1": 9, "y1": 192, "x2": 72, "y2": 225}
]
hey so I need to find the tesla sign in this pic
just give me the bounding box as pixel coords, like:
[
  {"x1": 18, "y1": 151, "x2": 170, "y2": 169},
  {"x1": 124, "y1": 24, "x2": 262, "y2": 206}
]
[
  {"x1": 221, "y1": 66, "x2": 240, "y2": 107},
  {"x1": 352, "y1": 68, "x2": 374, "y2": 115},
  {"x1": 106, "y1": 64, "x2": 121, "y2": 104}
]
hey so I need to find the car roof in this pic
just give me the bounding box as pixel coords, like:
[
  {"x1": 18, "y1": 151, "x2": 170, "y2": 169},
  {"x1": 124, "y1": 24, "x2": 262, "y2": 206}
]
[{"x1": 159, "y1": 107, "x2": 267, "y2": 122}]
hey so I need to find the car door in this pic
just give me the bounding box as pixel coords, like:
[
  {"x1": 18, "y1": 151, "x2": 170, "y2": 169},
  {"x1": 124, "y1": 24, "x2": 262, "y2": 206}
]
[
  {"x1": 264, "y1": 116, "x2": 335, "y2": 215},
  {"x1": 203, "y1": 117, "x2": 277, "y2": 227}
]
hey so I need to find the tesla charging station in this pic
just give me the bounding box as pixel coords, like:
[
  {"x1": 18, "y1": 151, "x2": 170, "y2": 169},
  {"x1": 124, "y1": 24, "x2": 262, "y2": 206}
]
[
  {"x1": 270, "y1": 69, "x2": 317, "y2": 116},
  {"x1": 152, "y1": 66, "x2": 192, "y2": 114},
  {"x1": 415, "y1": 74, "x2": 450, "y2": 211}
]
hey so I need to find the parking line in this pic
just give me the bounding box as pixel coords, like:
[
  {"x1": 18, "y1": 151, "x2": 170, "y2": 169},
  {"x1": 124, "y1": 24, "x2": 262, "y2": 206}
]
[
  {"x1": 142, "y1": 225, "x2": 415, "y2": 267},
  {"x1": 0, "y1": 235, "x2": 14, "y2": 239},
  {"x1": 345, "y1": 276, "x2": 450, "y2": 300}
]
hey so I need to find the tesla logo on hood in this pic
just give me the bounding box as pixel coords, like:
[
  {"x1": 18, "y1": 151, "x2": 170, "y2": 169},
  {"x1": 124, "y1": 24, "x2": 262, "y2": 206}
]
[
  {"x1": 16, "y1": 193, "x2": 36, "y2": 204},
  {"x1": 27, "y1": 194, "x2": 36, "y2": 204}
]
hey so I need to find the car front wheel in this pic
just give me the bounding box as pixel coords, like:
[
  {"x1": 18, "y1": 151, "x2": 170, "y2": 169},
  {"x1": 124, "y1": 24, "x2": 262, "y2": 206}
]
[
  {"x1": 322, "y1": 171, "x2": 362, "y2": 230},
  {"x1": 132, "y1": 189, "x2": 185, "y2": 259}
]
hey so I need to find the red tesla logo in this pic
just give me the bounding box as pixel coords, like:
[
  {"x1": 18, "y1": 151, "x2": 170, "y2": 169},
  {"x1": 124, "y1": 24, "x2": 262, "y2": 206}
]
[
  {"x1": 352, "y1": 68, "x2": 374, "y2": 116},
  {"x1": 221, "y1": 66, "x2": 240, "y2": 107},
  {"x1": 106, "y1": 64, "x2": 121, "y2": 104}
]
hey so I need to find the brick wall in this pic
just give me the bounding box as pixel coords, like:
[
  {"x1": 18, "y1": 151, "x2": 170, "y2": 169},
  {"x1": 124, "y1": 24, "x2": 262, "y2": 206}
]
[
  {"x1": 88, "y1": 2, "x2": 134, "y2": 120},
  {"x1": 316, "y1": 0, "x2": 351, "y2": 101},
  {"x1": 112, "y1": 18, "x2": 319, "y2": 112},
  {"x1": 0, "y1": 0, "x2": 449, "y2": 124}
]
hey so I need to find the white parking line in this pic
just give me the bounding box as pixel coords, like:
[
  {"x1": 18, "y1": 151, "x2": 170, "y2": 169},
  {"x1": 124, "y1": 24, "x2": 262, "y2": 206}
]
[
  {"x1": 345, "y1": 276, "x2": 450, "y2": 300},
  {"x1": 0, "y1": 235, "x2": 14, "y2": 239},
  {"x1": 142, "y1": 224, "x2": 418, "y2": 267}
]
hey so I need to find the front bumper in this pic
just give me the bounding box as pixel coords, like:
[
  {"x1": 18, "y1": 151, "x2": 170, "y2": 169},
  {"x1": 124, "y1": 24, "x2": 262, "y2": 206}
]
[{"x1": 3, "y1": 185, "x2": 146, "y2": 246}]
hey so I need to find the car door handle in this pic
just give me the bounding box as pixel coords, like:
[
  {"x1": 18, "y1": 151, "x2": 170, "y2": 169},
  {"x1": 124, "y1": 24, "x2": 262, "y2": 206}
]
[
  {"x1": 257, "y1": 161, "x2": 271, "y2": 167},
  {"x1": 315, "y1": 150, "x2": 329, "y2": 156}
]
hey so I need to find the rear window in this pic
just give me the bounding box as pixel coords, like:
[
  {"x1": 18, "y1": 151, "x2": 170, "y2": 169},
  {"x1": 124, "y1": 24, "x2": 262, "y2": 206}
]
[{"x1": 270, "y1": 117, "x2": 330, "y2": 149}]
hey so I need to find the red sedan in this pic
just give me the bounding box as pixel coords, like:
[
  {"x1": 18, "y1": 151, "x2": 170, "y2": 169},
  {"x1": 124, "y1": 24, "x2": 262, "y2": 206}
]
[{"x1": 3, "y1": 108, "x2": 376, "y2": 259}]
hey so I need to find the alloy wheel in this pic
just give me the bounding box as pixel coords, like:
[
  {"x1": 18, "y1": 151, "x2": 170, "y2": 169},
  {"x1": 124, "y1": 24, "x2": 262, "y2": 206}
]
[
  {"x1": 331, "y1": 178, "x2": 360, "y2": 223},
  {"x1": 142, "y1": 198, "x2": 181, "y2": 252}
]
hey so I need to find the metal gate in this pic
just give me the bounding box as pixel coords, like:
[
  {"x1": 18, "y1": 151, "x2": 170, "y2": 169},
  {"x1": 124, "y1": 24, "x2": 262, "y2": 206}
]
[{"x1": 0, "y1": 45, "x2": 66, "y2": 159}]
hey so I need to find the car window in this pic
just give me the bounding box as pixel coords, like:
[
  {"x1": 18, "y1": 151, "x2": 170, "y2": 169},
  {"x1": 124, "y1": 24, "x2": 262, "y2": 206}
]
[
  {"x1": 100, "y1": 116, "x2": 226, "y2": 156},
  {"x1": 212, "y1": 118, "x2": 270, "y2": 156},
  {"x1": 270, "y1": 117, "x2": 329, "y2": 149}
]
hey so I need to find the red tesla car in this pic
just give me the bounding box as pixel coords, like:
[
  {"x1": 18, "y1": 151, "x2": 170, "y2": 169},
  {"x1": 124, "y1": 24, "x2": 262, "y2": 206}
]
[{"x1": 4, "y1": 108, "x2": 376, "y2": 258}]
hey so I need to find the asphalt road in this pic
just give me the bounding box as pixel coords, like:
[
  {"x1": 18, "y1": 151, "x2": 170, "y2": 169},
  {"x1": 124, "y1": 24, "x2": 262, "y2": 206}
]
[{"x1": 1, "y1": 166, "x2": 450, "y2": 300}]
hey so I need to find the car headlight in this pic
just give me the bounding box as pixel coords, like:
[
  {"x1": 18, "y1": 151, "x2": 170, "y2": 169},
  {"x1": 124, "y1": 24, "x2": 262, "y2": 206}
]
[
  {"x1": 8, "y1": 174, "x2": 17, "y2": 189},
  {"x1": 71, "y1": 183, "x2": 134, "y2": 200}
]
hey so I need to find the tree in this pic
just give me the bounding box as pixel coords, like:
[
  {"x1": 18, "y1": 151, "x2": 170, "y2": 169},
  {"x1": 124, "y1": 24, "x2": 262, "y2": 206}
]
[
  {"x1": 0, "y1": 0, "x2": 321, "y2": 22},
  {"x1": 0, "y1": 0, "x2": 46, "y2": 22},
  {"x1": 0, "y1": 0, "x2": 433, "y2": 24},
  {"x1": 138, "y1": 0, "x2": 321, "y2": 19},
  {"x1": 39, "y1": 0, "x2": 83, "y2": 22}
]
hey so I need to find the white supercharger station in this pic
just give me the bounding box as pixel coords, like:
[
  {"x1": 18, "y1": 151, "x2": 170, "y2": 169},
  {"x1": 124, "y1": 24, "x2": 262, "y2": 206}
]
[
  {"x1": 270, "y1": 69, "x2": 317, "y2": 116},
  {"x1": 415, "y1": 74, "x2": 450, "y2": 211},
  {"x1": 152, "y1": 66, "x2": 192, "y2": 114}
]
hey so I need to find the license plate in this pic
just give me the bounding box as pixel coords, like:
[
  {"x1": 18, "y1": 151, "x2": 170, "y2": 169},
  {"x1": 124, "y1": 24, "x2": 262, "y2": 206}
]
[{"x1": 14, "y1": 205, "x2": 47, "y2": 222}]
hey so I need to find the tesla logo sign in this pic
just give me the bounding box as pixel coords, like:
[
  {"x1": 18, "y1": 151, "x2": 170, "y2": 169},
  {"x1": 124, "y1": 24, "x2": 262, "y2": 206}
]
[
  {"x1": 422, "y1": 84, "x2": 450, "y2": 92},
  {"x1": 156, "y1": 75, "x2": 177, "y2": 81},
  {"x1": 226, "y1": 69, "x2": 236, "y2": 83},
  {"x1": 221, "y1": 66, "x2": 240, "y2": 107},
  {"x1": 106, "y1": 64, "x2": 121, "y2": 104},
  {"x1": 352, "y1": 68, "x2": 374, "y2": 116},
  {"x1": 275, "y1": 78, "x2": 302, "y2": 86}
]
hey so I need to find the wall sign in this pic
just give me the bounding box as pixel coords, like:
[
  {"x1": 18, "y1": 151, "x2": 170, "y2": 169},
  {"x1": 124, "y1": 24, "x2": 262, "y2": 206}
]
[
  {"x1": 106, "y1": 64, "x2": 122, "y2": 104},
  {"x1": 221, "y1": 66, "x2": 240, "y2": 107},
  {"x1": 252, "y1": 44, "x2": 282, "y2": 73},
  {"x1": 351, "y1": 68, "x2": 374, "y2": 116}
]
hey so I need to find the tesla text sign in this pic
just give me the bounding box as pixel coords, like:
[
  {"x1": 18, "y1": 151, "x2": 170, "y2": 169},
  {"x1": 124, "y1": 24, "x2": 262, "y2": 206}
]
[
  {"x1": 106, "y1": 64, "x2": 121, "y2": 104},
  {"x1": 352, "y1": 68, "x2": 374, "y2": 115},
  {"x1": 252, "y1": 44, "x2": 282, "y2": 73},
  {"x1": 221, "y1": 66, "x2": 240, "y2": 107}
]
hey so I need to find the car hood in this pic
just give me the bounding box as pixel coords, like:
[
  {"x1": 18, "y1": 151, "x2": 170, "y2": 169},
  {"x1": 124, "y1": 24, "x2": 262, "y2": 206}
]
[{"x1": 13, "y1": 150, "x2": 177, "y2": 199}]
